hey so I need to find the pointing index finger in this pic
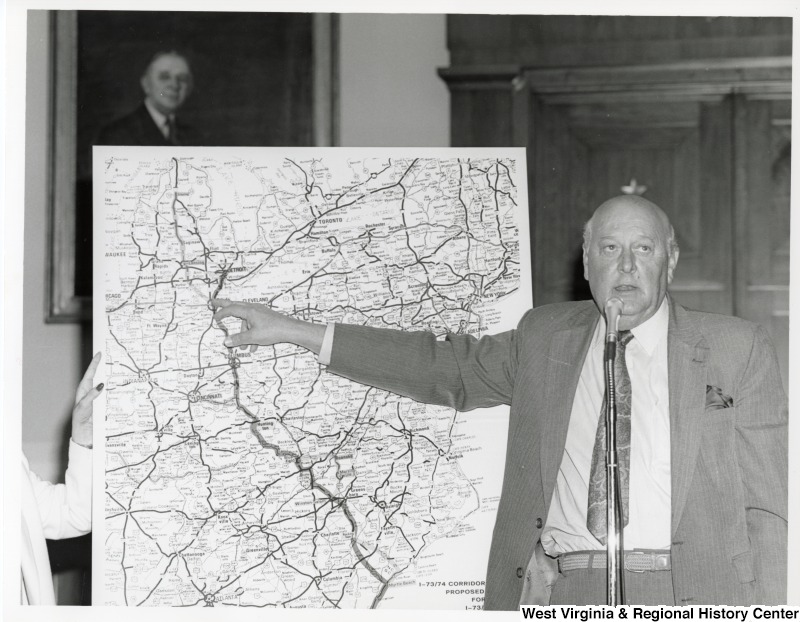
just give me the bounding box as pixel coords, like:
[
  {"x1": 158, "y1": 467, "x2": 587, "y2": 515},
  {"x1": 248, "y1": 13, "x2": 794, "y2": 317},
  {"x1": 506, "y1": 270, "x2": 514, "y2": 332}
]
[{"x1": 209, "y1": 298, "x2": 231, "y2": 310}]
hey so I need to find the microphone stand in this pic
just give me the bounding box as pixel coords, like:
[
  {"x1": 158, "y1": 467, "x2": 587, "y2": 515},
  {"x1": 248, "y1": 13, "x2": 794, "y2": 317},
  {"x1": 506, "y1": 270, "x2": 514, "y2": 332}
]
[{"x1": 604, "y1": 302, "x2": 626, "y2": 606}]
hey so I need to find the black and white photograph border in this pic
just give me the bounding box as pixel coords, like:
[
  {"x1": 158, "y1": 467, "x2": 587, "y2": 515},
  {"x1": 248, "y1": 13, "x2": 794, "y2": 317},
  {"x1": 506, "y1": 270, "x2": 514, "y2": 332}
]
[{"x1": 3, "y1": 0, "x2": 798, "y2": 620}]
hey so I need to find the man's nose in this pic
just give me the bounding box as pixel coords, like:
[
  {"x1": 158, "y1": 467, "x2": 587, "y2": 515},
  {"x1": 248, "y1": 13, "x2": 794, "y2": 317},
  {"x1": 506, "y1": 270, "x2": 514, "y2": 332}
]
[{"x1": 618, "y1": 248, "x2": 636, "y2": 273}]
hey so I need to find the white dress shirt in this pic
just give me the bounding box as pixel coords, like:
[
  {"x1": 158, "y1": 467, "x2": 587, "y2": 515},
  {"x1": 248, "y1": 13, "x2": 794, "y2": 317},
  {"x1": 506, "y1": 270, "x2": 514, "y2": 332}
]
[{"x1": 541, "y1": 297, "x2": 671, "y2": 553}]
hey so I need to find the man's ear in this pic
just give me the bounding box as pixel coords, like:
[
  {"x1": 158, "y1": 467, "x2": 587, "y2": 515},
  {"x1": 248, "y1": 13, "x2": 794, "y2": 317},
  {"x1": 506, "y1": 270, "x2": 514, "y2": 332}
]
[
  {"x1": 667, "y1": 247, "x2": 679, "y2": 284},
  {"x1": 582, "y1": 245, "x2": 590, "y2": 282}
]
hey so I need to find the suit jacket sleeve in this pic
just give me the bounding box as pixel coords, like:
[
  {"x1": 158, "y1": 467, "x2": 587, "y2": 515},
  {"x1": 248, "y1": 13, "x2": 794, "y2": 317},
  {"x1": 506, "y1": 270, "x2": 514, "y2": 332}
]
[
  {"x1": 26, "y1": 440, "x2": 93, "y2": 539},
  {"x1": 735, "y1": 325, "x2": 788, "y2": 603},
  {"x1": 327, "y1": 314, "x2": 527, "y2": 412}
]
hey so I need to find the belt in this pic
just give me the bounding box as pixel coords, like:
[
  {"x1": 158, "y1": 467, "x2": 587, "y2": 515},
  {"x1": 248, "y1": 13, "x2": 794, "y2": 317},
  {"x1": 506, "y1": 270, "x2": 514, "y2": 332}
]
[{"x1": 558, "y1": 550, "x2": 671, "y2": 573}]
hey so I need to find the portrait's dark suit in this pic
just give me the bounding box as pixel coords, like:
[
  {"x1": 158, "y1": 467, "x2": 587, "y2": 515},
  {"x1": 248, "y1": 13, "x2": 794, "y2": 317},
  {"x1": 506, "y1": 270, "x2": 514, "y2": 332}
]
[
  {"x1": 327, "y1": 296, "x2": 788, "y2": 608},
  {"x1": 95, "y1": 104, "x2": 200, "y2": 146}
]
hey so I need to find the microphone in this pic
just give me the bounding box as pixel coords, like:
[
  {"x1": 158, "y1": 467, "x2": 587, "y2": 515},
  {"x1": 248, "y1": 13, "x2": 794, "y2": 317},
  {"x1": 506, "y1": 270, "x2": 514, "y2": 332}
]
[
  {"x1": 602, "y1": 299, "x2": 625, "y2": 601},
  {"x1": 605, "y1": 298, "x2": 624, "y2": 339}
]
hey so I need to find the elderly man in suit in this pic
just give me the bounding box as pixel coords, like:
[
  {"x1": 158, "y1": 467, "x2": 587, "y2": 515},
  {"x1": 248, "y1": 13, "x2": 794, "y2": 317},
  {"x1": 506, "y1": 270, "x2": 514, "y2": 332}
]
[
  {"x1": 210, "y1": 195, "x2": 787, "y2": 607},
  {"x1": 96, "y1": 51, "x2": 197, "y2": 146}
]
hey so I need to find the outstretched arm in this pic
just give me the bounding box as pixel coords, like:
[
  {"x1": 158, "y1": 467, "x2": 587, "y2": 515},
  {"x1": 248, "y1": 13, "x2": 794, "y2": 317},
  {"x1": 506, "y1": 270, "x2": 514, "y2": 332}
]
[{"x1": 211, "y1": 298, "x2": 523, "y2": 412}]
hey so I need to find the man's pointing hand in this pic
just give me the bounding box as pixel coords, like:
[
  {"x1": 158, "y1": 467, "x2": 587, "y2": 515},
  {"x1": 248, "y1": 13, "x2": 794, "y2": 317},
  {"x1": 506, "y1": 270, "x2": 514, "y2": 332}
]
[{"x1": 210, "y1": 299, "x2": 326, "y2": 355}]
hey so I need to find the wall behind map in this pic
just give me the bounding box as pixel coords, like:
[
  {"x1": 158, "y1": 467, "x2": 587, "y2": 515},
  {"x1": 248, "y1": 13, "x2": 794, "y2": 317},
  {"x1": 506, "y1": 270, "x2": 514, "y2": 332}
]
[{"x1": 339, "y1": 14, "x2": 449, "y2": 147}]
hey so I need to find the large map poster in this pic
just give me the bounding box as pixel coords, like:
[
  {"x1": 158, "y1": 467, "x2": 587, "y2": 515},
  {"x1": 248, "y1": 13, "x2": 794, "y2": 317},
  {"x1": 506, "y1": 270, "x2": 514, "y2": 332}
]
[{"x1": 93, "y1": 147, "x2": 531, "y2": 608}]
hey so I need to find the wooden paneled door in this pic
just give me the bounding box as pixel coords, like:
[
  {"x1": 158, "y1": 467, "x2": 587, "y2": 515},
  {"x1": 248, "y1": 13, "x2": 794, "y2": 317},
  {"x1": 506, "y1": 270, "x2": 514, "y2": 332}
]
[{"x1": 443, "y1": 59, "x2": 791, "y2": 389}]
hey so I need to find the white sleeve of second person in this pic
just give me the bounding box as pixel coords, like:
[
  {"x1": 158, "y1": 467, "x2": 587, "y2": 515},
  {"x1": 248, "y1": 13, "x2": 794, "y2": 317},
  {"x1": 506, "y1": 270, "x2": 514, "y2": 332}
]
[
  {"x1": 27, "y1": 440, "x2": 93, "y2": 539},
  {"x1": 318, "y1": 323, "x2": 335, "y2": 366}
]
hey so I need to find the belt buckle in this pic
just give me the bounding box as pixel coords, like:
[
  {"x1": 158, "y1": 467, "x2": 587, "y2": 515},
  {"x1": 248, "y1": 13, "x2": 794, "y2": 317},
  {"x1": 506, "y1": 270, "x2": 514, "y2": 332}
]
[{"x1": 623, "y1": 551, "x2": 652, "y2": 573}]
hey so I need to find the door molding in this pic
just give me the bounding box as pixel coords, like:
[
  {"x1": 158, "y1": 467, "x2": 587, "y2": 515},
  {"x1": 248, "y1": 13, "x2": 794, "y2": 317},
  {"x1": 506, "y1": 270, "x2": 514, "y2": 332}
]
[{"x1": 440, "y1": 57, "x2": 791, "y2": 101}]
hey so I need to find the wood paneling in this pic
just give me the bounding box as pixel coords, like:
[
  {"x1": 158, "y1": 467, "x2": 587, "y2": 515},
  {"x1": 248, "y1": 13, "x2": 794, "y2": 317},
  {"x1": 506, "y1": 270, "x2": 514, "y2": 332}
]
[
  {"x1": 450, "y1": 89, "x2": 513, "y2": 147},
  {"x1": 448, "y1": 16, "x2": 792, "y2": 67}
]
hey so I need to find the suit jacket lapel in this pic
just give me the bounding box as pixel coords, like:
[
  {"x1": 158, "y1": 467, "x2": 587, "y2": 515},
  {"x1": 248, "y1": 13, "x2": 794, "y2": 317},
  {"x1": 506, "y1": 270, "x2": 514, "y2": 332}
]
[
  {"x1": 668, "y1": 297, "x2": 709, "y2": 534},
  {"x1": 540, "y1": 304, "x2": 598, "y2": 516}
]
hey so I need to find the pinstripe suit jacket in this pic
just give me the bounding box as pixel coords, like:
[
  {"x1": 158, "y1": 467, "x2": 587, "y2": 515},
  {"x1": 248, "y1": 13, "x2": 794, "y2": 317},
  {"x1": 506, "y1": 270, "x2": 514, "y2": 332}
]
[{"x1": 328, "y1": 297, "x2": 788, "y2": 608}]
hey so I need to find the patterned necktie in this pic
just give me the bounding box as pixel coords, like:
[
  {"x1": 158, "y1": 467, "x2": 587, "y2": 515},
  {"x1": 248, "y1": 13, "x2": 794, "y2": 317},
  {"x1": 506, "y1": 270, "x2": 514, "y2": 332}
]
[{"x1": 587, "y1": 330, "x2": 634, "y2": 544}]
